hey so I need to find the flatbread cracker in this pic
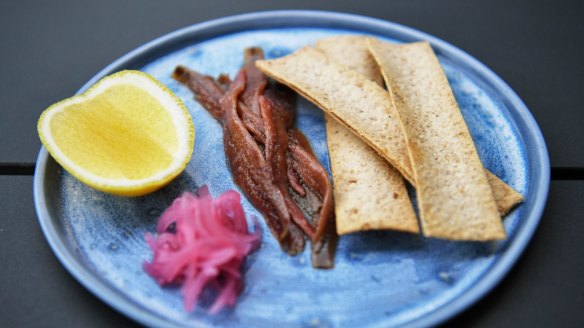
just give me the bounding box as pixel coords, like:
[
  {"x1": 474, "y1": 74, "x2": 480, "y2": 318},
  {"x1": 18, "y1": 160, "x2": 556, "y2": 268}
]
[
  {"x1": 325, "y1": 116, "x2": 419, "y2": 234},
  {"x1": 365, "y1": 37, "x2": 522, "y2": 218},
  {"x1": 316, "y1": 35, "x2": 384, "y2": 86},
  {"x1": 256, "y1": 46, "x2": 416, "y2": 185},
  {"x1": 486, "y1": 170, "x2": 523, "y2": 216},
  {"x1": 317, "y1": 36, "x2": 419, "y2": 235},
  {"x1": 256, "y1": 45, "x2": 522, "y2": 218},
  {"x1": 368, "y1": 39, "x2": 504, "y2": 240},
  {"x1": 338, "y1": 35, "x2": 522, "y2": 216}
]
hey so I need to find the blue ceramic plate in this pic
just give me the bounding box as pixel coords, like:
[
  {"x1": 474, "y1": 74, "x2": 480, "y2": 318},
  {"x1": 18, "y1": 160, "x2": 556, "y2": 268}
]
[{"x1": 34, "y1": 11, "x2": 549, "y2": 328}]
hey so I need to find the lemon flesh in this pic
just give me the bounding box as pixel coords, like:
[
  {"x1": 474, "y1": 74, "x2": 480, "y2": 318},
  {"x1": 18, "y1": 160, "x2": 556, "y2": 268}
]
[{"x1": 38, "y1": 71, "x2": 195, "y2": 196}]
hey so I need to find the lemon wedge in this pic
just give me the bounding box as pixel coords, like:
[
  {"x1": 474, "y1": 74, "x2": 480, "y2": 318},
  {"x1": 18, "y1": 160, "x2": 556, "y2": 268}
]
[{"x1": 38, "y1": 70, "x2": 195, "y2": 196}]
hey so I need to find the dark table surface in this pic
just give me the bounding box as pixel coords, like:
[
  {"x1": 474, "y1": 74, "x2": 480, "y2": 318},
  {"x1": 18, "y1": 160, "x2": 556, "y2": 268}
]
[{"x1": 1, "y1": 0, "x2": 583, "y2": 327}]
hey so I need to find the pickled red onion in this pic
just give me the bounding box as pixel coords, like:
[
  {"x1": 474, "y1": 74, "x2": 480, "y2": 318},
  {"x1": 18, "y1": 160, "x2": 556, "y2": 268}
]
[{"x1": 144, "y1": 186, "x2": 260, "y2": 313}]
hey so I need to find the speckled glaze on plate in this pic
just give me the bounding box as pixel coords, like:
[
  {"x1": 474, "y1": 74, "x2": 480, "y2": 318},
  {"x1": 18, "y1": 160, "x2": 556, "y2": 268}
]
[{"x1": 34, "y1": 11, "x2": 549, "y2": 328}]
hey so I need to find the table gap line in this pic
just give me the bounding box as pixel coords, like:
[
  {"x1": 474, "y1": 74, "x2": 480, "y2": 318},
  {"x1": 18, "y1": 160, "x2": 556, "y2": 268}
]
[
  {"x1": 0, "y1": 163, "x2": 35, "y2": 175},
  {"x1": 1, "y1": 163, "x2": 584, "y2": 180},
  {"x1": 550, "y1": 167, "x2": 584, "y2": 180}
]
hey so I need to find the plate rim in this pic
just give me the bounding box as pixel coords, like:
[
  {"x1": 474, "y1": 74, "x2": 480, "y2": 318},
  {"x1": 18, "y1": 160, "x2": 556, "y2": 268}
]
[{"x1": 33, "y1": 10, "x2": 550, "y2": 328}]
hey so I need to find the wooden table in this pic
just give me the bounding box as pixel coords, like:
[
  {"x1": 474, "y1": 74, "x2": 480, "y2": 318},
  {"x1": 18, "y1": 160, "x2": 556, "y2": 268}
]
[{"x1": 2, "y1": 1, "x2": 583, "y2": 327}]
